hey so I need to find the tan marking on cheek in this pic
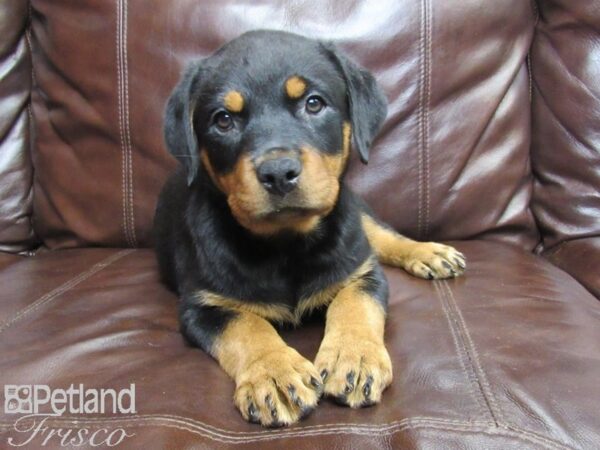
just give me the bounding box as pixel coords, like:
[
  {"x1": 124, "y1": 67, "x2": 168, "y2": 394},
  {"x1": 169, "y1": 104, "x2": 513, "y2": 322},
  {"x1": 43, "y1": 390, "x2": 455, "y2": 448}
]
[
  {"x1": 222, "y1": 152, "x2": 323, "y2": 236},
  {"x1": 201, "y1": 148, "x2": 327, "y2": 236},
  {"x1": 299, "y1": 148, "x2": 340, "y2": 213},
  {"x1": 220, "y1": 156, "x2": 270, "y2": 223},
  {"x1": 224, "y1": 90, "x2": 244, "y2": 113},
  {"x1": 285, "y1": 76, "x2": 307, "y2": 99},
  {"x1": 320, "y1": 121, "x2": 352, "y2": 178},
  {"x1": 201, "y1": 151, "x2": 271, "y2": 221},
  {"x1": 200, "y1": 151, "x2": 223, "y2": 191}
]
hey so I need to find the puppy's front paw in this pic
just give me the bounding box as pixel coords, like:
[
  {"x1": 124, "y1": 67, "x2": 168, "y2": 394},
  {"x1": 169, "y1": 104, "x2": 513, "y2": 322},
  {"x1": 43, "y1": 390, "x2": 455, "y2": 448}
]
[
  {"x1": 314, "y1": 336, "x2": 392, "y2": 408},
  {"x1": 234, "y1": 347, "x2": 322, "y2": 427},
  {"x1": 403, "y1": 242, "x2": 466, "y2": 279}
]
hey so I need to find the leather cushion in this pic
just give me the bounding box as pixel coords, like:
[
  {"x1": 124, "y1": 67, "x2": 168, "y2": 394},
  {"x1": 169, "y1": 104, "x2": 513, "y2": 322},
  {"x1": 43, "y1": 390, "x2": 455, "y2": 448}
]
[{"x1": 1, "y1": 241, "x2": 598, "y2": 448}]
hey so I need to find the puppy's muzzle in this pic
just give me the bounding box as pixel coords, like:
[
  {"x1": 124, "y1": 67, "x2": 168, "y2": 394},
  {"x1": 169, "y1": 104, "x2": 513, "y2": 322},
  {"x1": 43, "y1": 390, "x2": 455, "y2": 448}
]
[{"x1": 256, "y1": 151, "x2": 302, "y2": 197}]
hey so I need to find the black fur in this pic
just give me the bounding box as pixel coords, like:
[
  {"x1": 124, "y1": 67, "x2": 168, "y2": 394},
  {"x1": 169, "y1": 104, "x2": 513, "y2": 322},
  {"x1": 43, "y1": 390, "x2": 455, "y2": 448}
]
[{"x1": 154, "y1": 30, "x2": 388, "y2": 354}]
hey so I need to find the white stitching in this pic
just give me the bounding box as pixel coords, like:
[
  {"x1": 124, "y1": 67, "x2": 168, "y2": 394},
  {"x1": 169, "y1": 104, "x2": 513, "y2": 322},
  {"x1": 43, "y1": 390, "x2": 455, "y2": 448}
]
[
  {"x1": 527, "y1": 52, "x2": 533, "y2": 103},
  {"x1": 0, "y1": 415, "x2": 572, "y2": 448},
  {"x1": 116, "y1": 0, "x2": 135, "y2": 248},
  {"x1": 116, "y1": 0, "x2": 130, "y2": 247},
  {"x1": 25, "y1": 2, "x2": 36, "y2": 88},
  {"x1": 25, "y1": 0, "x2": 36, "y2": 173},
  {"x1": 0, "y1": 414, "x2": 494, "y2": 436},
  {"x1": 531, "y1": 0, "x2": 539, "y2": 26},
  {"x1": 416, "y1": 0, "x2": 425, "y2": 238},
  {"x1": 504, "y1": 423, "x2": 574, "y2": 450},
  {"x1": 122, "y1": 0, "x2": 137, "y2": 246},
  {"x1": 441, "y1": 281, "x2": 504, "y2": 424},
  {"x1": 0, "y1": 250, "x2": 134, "y2": 333},
  {"x1": 434, "y1": 281, "x2": 490, "y2": 420},
  {"x1": 423, "y1": 0, "x2": 432, "y2": 237}
]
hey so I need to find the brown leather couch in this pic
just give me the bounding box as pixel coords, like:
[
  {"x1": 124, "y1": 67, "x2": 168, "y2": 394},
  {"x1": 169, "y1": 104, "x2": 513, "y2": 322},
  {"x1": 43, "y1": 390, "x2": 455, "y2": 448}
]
[{"x1": 1, "y1": 1, "x2": 599, "y2": 448}]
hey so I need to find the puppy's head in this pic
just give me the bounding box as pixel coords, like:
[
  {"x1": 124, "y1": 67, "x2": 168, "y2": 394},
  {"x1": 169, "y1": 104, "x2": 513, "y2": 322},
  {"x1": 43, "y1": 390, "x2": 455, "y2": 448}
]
[{"x1": 165, "y1": 30, "x2": 387, "y2": 235}]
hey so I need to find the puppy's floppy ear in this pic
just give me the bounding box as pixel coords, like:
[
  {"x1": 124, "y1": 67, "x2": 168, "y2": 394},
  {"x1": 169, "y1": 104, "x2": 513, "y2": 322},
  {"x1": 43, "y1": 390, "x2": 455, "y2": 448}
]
[
  {"x1": 164, "y1": 62, "x2": 204, "y2": 186},
  {"x1": 321, "y1": 42, "x2": 387, "y2": 164}
]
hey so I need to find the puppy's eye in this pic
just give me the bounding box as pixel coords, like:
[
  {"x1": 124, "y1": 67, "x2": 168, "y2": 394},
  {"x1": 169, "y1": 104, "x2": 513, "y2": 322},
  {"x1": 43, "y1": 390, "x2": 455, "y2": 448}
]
[
  {"x1": 213, "y1": 111, "x2": 234, "y2": 131},
  {"x1": 305, "y1": 95, "x2": 326, "y2": 114}
]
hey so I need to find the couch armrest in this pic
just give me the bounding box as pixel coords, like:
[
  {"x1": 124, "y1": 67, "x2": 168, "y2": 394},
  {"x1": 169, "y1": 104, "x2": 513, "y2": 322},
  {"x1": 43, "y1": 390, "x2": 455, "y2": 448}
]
[{"x1": 543, "y1": 237, "x2": 600, "y2": 300}]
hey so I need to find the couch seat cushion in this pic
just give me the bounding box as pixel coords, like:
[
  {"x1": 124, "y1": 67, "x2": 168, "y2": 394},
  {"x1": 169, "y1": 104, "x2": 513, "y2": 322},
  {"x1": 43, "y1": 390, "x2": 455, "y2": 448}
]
[{"x1": 0, "y1": 241, "x2": 598, "y2": 449}]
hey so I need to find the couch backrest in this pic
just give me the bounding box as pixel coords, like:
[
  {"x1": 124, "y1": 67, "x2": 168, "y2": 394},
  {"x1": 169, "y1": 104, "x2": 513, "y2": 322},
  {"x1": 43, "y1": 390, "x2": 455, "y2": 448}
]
[
  {"x1": 0, "y1": 0, "x2": 37, "y2": 253},
  {"x1": 21, "y1": 0, "x2": 543, "y2": 250},
  {"x1": 530, "y1": 0, "x2": 600, "y2": 251}
]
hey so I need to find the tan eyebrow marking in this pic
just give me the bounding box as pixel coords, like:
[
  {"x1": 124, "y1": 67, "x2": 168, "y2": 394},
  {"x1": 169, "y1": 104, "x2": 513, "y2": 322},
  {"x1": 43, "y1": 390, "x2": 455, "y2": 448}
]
[
  {"x1": 224, "y1": 90, "x2": 244, "y2": 113},
  {"x1": 285, "y1": 76, "x2": 307, "y2": 99}
]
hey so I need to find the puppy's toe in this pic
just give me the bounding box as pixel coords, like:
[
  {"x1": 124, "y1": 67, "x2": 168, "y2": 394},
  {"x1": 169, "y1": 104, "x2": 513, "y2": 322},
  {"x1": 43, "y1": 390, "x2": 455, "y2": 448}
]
[
  {"x1": 234, "y1": 347, "x2": 322, "y2": 427},
  {"x1": 315, "y1": 336, "x2": 392, "y2": 408},
  {"x1": 404, "y1": 243, "x2": 466, "y2": 279}
]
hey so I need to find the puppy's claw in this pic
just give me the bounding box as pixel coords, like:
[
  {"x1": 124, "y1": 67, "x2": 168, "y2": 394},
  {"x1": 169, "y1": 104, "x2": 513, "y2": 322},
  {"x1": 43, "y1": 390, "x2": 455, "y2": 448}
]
[
  {"x1": 404, "y1": 243, "x2": 466, "y2": 279},
  {"x1": 344, "y1": 371, "x2": 356, "y2": 394}
]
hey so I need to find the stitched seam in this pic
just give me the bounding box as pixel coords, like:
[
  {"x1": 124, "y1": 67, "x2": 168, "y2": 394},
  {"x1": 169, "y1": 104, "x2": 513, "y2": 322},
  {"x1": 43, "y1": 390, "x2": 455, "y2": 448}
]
[
  {"x1": 26, "y1": 1, "x2": 36, "y2": 87},
  {"x1": 441, "y1": 281, "x2": 503, "y2": 425},
  {"x1": 434, "y1": 282, "x2": 490, "y2": 420},
  {"x1": 527, "y1": 53, "x2": 533, "y2": 103},
  {"x1": 417, "y1": 0, "x2": 432, "y2": 239},
  {"x1": 0, "y1": 414, "x2": 492, "y2": 436},
  {"x1": 423, "y1": 0, "x2": 432, "y2": 237},
  {"x1": 122, "y1": 0, "x2": 137, "y2": 246},
  {"x1": 0, "y1": 416, "x2": 572, "y2": 448},
  {"x1": 504, "y1": 423, "x2": 575, "y2": 450},
  {"x1": 0, "y1": 250, "x2": 134, "y2": 333},
  {"x1": 531, "y1": 0, "x2": 539, "y2": 26},
  {"x1": 116, "y1": 0, "x2": 135, "y2": 248},
  {"x1": 25, "y1": 1, "x2": 35, "y2": 178},
  {"x1": 416, "y1": 0, "x2": 425, "y2": 238},
  {"x1": 116, "y1": 0, "x2": 130, "y2": 247}
]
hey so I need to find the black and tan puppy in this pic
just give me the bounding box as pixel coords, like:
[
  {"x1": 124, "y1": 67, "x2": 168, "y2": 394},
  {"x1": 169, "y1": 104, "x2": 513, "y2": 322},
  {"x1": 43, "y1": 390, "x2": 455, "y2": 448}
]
[{"x1": 154, "y1": 30, "x2": 465, "y2": 427}]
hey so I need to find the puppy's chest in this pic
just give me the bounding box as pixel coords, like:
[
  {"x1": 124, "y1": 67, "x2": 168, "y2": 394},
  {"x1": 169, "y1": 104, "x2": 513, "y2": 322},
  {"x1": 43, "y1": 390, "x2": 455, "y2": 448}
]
[{"x1": 199, "y1": 256, "x2": 372, "y2": 326}]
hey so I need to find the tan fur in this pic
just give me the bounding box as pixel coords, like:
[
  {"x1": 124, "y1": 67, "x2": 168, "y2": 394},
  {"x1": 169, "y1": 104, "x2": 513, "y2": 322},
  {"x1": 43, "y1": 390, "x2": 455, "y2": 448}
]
[
  {"x1": 200, "y1": 149, "x2": 344, "y2": 236},
  {"x1": 194, "y1": 257, "x2": 374, "y2": 327},
  {"x1": 314, "y1": 267, "x2": 393, "y2": 408},
  {"x1": 224, "y1": 90, "x2": 244, "y2": 113},
  {"x1": 214, "y1": 312, "x2": 322, "y2": 426},
  {"x1": 322, "y1": 122, "x2": 352, "y2": 179},
  {"x1": 361, "y1": 214, "x2": 466, "y2": 279},
  {"x1": 285, "y1": 76, "x2": 307, "y2": 99},
  {"x1": 199, "y1": 122, "x2": 353, "y2": 236},
  {"x1": 196, "y1": 291, "x2": 296, "y2": 324},
  {"x1": 296, "y1": 147, "x2": 340, "y2": 217}
]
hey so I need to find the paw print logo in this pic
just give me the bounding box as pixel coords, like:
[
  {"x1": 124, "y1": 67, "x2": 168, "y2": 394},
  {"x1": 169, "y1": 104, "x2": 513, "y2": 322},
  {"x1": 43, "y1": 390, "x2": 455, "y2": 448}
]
[{"x1": 4, "y1": 385, "x2": 33, "y2": 414}]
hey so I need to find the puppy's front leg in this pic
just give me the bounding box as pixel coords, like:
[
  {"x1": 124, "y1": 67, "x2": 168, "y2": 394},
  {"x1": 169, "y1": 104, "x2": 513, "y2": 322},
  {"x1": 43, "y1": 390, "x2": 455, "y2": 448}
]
[
  {"x1": 179, "y1": 295, "x2": 322, "y2": 427},
  {"x1": 362, "y1": 214, "x2": 466, "y2": 279},
  {"x1": 314, "y1": 260, "x2": 393, "y2": 407}
]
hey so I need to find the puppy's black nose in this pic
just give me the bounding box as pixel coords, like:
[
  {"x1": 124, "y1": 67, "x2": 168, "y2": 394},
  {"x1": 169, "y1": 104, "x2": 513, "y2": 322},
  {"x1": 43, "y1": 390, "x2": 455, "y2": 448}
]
[{"x1": 257, "y1": 157, "x2": 302, "y2": 196}]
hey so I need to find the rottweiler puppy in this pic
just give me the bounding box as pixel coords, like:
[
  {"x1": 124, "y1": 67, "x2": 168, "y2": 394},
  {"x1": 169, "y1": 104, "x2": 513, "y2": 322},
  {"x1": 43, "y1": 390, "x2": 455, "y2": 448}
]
[{"x1": 154, "y1": 30, "x2": 466, "y2": 427}]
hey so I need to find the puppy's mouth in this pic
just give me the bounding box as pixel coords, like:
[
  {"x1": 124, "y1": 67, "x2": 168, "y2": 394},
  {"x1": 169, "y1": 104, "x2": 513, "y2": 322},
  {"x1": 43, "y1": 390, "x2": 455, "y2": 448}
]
[{"x1": 261, "y1": 205, "x2": 328, "y2": 221}]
